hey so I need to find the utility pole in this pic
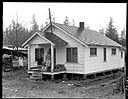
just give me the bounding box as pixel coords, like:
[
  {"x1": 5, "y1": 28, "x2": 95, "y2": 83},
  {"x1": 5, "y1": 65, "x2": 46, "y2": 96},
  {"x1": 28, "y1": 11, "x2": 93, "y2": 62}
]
[
  {"x1": 16, "y1": 11, "x2": 19, "y2": 58},
  {"x1": 48, "y1": 8, "x2": 53, "y2": 34}
]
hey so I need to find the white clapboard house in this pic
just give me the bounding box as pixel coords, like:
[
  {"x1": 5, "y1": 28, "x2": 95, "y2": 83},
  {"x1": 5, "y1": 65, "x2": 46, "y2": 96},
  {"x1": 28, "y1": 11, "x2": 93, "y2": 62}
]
[{"x1": 22, "y1": 22, "x2": 125, "y2": 80}]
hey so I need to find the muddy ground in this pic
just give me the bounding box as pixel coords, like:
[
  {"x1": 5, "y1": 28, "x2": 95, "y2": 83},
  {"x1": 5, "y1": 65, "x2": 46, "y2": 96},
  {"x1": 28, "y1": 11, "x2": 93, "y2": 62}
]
[{"x1": 2, "y1": 69, "x2": 125, "y2": 98}]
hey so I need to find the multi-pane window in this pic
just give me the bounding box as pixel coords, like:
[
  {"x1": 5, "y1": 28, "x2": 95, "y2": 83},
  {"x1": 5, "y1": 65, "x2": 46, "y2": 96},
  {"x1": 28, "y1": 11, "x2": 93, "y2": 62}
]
[
  {"x1": 90, "y1": 48, "x2": 97, "y2": 56},
  {"x1": 112, "y1": 48, "x2": 116, "y2": 55},
  {"x1": 35, "y1": 48, "x2": 44, "y2": 61},
  {"x1": 66, "y1": 47, "x2": 78, "y2": 63}
]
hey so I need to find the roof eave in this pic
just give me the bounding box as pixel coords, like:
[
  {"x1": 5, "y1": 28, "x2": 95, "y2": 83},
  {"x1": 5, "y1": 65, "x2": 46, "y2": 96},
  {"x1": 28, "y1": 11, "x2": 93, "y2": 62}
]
[{"x1": 22, "y1": 32, "x2": 55, "y2": 48}]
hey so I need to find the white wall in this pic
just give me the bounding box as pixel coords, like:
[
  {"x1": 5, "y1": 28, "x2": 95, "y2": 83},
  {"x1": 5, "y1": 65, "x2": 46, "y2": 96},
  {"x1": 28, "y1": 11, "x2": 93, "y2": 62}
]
[
  {"x1": 45, "y1": 26, "x2": 86, "y2": 74},
  {"x1": 29, "y1": 44, "x2": 51, "y2": 68},
  {"x1": 84, "y1": 46, "x2": 125, "y2": 74},
  {"x1": 29, "y1": 34, "x2": 49, "y2": 45}
]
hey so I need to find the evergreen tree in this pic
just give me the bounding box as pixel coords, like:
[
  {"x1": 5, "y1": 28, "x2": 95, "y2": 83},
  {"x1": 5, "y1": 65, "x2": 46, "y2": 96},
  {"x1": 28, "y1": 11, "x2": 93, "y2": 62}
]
[
  {"x1": 72, "y1": 19, "x2": 75, "y2": 26},
  {"x1": 119, "y1": 28, "x2": 126, "y2": 46},
  {"x1": 105, "y1": 17, "x2": 119, "y2": 43},
  {"x1": 63, "y1": 16, "x2": 70, "y2": 26},
  {"x1": 40, "y1": 24, "x2": 44, "y2": 31},
  {"x1": 30, "y1": 14, "x2": 39, "y2": 35},
  {"x1": 99, "y1": 28, "x2": 105, "y2": 36}
]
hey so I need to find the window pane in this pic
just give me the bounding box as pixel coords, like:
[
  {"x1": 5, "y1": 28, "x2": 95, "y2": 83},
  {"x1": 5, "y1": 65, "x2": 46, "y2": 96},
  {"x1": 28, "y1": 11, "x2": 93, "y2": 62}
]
[
  {"x1": 66, "y1": 48, "x2": 77, "y2": 63},
  {"x1": 112, "y1": 48, "x2": 116, "y2": 55},
  {"x1": 67, "y1": 48, "x2": 71, "y2": 62},
  {"x1": 72, "y1": 48, "x2": 77, "y2": 62},
  {"x1": 90, "y1": 48, "x2": 97, "y2": 56}
]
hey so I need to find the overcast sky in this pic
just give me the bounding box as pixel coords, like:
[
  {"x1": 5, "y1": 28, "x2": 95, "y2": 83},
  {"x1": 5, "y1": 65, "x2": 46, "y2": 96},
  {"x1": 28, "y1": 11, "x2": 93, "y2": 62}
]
[{"x1": 3, "y1": 2, "x2": 126, "y2": 34}]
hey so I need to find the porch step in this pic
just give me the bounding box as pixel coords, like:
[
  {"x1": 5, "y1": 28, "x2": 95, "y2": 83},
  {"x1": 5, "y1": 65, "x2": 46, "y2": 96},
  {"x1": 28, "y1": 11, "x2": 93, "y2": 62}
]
[
  {"x1": 30, "y1": 73, "x2": 42, "y2": 80},
  {"x1": 32, "y1": 73, "x2": 42, "y2": 76}
]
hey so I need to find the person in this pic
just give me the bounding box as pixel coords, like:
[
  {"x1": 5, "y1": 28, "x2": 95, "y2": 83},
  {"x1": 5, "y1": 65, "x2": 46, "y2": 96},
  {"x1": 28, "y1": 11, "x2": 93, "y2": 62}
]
[
  {"x1": 19, "y1": 57, "x2": 23, "y2": 67},
  {"x1": 45, "y1": 50, "x2": 51, "y2": 68},
  {"x1": 37, "y1": 54, "x2": 43, "y2": 66}
]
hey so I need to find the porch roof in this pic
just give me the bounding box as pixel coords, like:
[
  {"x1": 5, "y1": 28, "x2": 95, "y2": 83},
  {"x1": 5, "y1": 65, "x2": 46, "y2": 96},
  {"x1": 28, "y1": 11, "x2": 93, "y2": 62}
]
[{"x1": 42, "y1": 32, "x2": 68, "y2": 46}]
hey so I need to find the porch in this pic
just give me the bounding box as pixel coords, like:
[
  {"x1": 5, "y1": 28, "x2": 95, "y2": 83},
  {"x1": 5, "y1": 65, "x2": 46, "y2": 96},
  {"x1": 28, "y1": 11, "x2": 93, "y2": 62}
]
[
  {"x1": 28, "y1": 64, "x2": 66, "y2": 80},
  {"x1": 26, "y1": 32, "x2": 68, "y2": 80}
]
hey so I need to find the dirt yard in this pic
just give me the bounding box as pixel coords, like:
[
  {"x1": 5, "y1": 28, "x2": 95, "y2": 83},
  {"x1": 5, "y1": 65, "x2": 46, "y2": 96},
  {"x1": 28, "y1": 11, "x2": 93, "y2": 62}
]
[{"x1": 2, "y1": 69, "x2": 125, "y2": 98}]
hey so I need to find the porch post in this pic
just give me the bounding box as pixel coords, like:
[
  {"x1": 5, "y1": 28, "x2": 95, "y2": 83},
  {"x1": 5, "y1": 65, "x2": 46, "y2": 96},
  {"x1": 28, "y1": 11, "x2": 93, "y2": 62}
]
[
  {"x1": 28, "y1": 45, "x2": 30, "y2": 71},
  {"x1": 51, "y1": 44, "x2": 54, "y2": 72}
]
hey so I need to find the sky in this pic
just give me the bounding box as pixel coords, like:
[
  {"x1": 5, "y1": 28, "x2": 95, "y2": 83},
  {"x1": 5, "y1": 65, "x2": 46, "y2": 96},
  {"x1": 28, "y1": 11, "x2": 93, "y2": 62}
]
[{"x1": 3, "y1": 2, "x2": 126, "y2": 35}]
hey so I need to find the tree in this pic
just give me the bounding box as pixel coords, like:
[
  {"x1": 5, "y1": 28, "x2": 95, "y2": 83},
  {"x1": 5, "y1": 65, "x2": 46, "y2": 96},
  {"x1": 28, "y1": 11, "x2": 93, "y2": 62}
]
[
  {"x1": 119, "y1": 28, "x2": 126, "y2": 46},
  {"x1": 105, "y1": 17, "x2": 119, "y2": 43},
  {"x1": 30, "y1": 14, "x2": 39, "y2": 35},
  {"x1": 40, "y1": 24, "x2": 44, "y2": 31},
  {"x1": 63, "y1": 16, "x2": 70, "y2": 26},
  {"x1": 71, "y1": 19, "x2": 75, "y2": 26},
  {"x1": 4, "y1": 18, "x2": 29, "y2": 57},
  {"x1": 99, "y1": 28, "x2": 105, "y2": 36}
]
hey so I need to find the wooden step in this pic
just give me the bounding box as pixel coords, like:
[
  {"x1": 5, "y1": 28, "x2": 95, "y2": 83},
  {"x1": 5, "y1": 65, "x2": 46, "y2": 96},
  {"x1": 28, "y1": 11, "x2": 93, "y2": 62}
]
[
  {"x1": 30, "y1": 72, "x2": 42, "y2": 80},
  {"x1": 30, "y1": 75, "x2": 42, "y2": 80},
  {"x1": 32, "y1": 73, "x2": 42, "y2": 76}
]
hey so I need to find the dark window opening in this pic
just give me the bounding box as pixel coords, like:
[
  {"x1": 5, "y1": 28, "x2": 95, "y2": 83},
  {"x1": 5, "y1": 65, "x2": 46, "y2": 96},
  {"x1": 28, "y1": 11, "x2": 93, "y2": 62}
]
[
  {"x1": 90, "y1": 48, "x2": 97, "y2": 56},
  {"x1": 66, "y1": 47, "x2": 78, "y2": 63},
  {"x1": 35, "y1": 48, "x2": 44, "y2": 62},
  {"x1": 121, "y1": 51, "x2": 123, "y2": 58},
  {"x1": 104, "y1": 48, "x2": 106, "y2": 62},
  {"x1": 112, "y1": 48, "x2": 116, "y2": 55}
]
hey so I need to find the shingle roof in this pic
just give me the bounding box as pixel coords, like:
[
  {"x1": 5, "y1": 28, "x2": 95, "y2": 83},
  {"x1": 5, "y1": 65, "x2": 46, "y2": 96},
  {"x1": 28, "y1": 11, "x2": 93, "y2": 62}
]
[
  {"x1": 43, "y1": 32, "x2": 68, "y2": 46},
  {"x1": 53, "y1": 23, "x2": 122, "y2": 47}
]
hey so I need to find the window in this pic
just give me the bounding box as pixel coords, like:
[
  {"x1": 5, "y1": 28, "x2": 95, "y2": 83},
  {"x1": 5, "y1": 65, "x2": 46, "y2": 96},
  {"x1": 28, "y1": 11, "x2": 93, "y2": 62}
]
[
  {"x1": 121, "y1": 51, "x2": 123, "y2": 58},
  {"x1": 35, "y1": 48, "x2": 44, "y2": 61},
  {"x1": 66, "y1": 47, "x2": 78, "y2": 63},
  {"x1": 103, "y1": 48, "x2": 107, "y2": 62},
  {"x1": 112, "y1": 48, "x2": 116, "y2": 55},
  {"x1": 90, "y1": 48, "x2": 97, "y2": 56}
]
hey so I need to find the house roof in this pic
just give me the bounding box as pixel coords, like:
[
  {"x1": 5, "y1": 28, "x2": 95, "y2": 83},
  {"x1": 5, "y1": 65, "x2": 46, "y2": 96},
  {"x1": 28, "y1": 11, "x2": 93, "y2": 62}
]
[
  {"x1": 43, "y1": 32, "x2": 68, "y2": 46},
  {"x1": 22, "y1": 31, "x2": 67, "y2": 47},
  {"x1": 52, "y1": 23, "x2": 122, "y2": 47},
  {"x1": 22, "y1": 32, "x2": 55, "y2": 47},
  {"x1": 22, "y1": 22, "x2": 122, "y2": 48}
]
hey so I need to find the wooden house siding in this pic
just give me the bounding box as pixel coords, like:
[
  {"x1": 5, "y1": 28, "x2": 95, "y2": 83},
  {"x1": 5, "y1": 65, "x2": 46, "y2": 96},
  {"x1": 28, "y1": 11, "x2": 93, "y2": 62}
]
[
  {"x1": 29, "y1": 34, "x2": 49, "y2": 45},
  {"x1": 45, "y1": 26, "x2": 86, "y2": 74},
  {"x1": 26, "y1": 24, "x2": 124, "y2": 75},
  {"x1": 84, "y1": 46, "x2": 124, "y2": 74},
  {"x1": 56, "y1": 46, "x2": 65, "y2": 64}
]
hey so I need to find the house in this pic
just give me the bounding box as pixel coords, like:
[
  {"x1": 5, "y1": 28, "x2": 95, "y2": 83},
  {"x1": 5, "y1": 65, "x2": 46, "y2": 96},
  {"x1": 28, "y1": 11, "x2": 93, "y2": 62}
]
[{"x1": 22, "y1": 22, "x2": 125, "y2": 80}]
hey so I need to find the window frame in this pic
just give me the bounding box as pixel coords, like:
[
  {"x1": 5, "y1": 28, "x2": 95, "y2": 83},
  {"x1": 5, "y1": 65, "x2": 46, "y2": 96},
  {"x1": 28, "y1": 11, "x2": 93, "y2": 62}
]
[
  {"x1": 111, "y1": 48, "x2": 116, "y2": 55},
  {"x1": 90, "y1": 48, "x2": 97, "y2": 56},
  {"x1": 66, "y1": 47, "x2": 78, "y2": 63}
]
